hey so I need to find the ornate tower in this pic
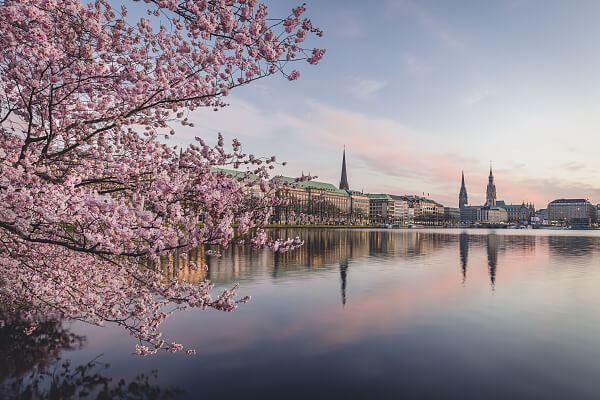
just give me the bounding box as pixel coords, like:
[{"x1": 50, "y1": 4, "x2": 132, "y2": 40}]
[
  {"x1": 485, "y1": 163, "x2": 497, "y2": 207},
  {"x1": 459, "y1": 171, "x2": 468, "y2": 209},
  {"x1": 339, "y1": 147, "x2": 349, "y2": 190}
]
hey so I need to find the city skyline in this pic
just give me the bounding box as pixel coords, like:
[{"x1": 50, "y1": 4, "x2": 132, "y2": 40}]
[
  {"x1": 172, "y1": 0, "x2": 600, "y2": 208},
  {"x1": 284, "y1": 147, "x2": 571, "y2": 210}
]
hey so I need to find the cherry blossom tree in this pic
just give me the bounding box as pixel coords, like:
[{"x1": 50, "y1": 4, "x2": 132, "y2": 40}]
[{"x1": 0, "y1": 0, "x2": 323, "y2": 354}]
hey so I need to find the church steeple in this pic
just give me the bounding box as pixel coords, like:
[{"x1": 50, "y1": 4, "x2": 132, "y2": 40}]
[
  {"x1": 486, "y1": 162, "x2": 497, "y2": 207},
  {"x1": 459, "y1": 170, "x2": 468, "y2": 209},
  {"x1": 339, "y1": 147, "x2": 349, "y2": 191}
]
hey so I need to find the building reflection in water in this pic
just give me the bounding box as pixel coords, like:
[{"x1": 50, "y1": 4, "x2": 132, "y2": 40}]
[
  {"x1": 458, "y1": 233, "x2": 539, "y2": 289},
  {"x1": 459, "y1": 233, "x2": 469, "y2": 284},
  {"x1": 340, "y1": 259, "x2": 348, "y2": 307},
  {"x1": 156, "y1": 230, "x2": 595, "y2": 296},
  {"x1": 487, "y1": 234, "x2": 498, "y2": 289},
  {"x1": 547, "y1": 236, "x2": 595, "y2": 258},
  {"x1": 161, "y1": 247, "x2": 208, "y2": 284}
]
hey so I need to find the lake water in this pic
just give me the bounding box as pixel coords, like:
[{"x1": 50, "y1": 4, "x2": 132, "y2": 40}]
[{"x1": 4, "y1": 228, "x2": 600, "y2": 399}]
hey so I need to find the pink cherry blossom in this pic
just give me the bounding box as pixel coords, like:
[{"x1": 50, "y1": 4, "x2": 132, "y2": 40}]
[{"x1": 0, "y1": 0, "x2": 322, "y2": 354}]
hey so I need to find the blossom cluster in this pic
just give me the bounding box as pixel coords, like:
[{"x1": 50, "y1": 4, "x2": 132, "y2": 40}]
[{"x1": 0, "y1": 0, "x2": 322, "y2": 353}]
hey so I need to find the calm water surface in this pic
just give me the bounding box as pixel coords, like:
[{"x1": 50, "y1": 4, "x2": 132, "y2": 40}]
[{"x1": 4, "y1": 229, "x2": 600, "y2": 399}]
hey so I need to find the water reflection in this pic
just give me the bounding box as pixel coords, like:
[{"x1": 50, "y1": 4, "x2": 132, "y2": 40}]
[
  {"x1": 159, "y1": 229, "x2": 600, "y2": 290},
  {"x1": 0, "y1": 312, "x2": 85, "y2": 383},
  {"x1": 0, "y1": 313, "x2": 179, "y2": 399},
  {"x1": 152, "y1": 229, "x2": 600, "y2": 312},
  {"x1": 548, "y1": 236, "x2": 595, "y2": 258},
  {"x1": 340, "y1": 259, "x2": 348, "y2": 306},
  {"x1": 487, "y1": 234, "x2": 498, "y2": 288},
  {"x1": 1, "y1": 357, "x2": 180, "y2": 400},
  {"x1": 459, "y1": 233, "x2": 469, "y2": 284},
  {"x1": 8, "y1": 229, "x2": 600, "y2": 399}
]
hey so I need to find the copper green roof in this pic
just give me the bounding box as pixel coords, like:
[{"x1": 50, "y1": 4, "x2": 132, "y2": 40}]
[
  {"x1": 366, "y1": 193, "x2": 392, "y2": 200},
  {"x1": 271, "y1": 176, "x2": 349, "y2": 195}
]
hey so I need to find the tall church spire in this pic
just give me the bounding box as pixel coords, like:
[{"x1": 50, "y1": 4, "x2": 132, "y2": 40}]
[
  {"x1": 459, "y1": 170, "x2": 468, "y2": 209},
  {"x1": 486, "y1": 162, "x2": 497, "y2": 207},
  {"x1": 339, "y1": 147, "x2": 349, "y2": 190}
]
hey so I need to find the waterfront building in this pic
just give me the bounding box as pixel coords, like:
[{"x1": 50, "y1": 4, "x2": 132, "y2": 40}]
[
  {"x1": 390, "y1": 195, "x2": 411, "y2": 225},
  {"x1": 367, "y1": 194, "x2": 395, "y2": 224},
  {"x1": 547, "y1": 199, "x2": 596, "y2": 226},
  {"x1": 477, "y1": 206, "x2": 508, "y2": 223},
  {"x1": 460, "y1": 206, "x2": 479, "y2": 224},
  {"x1": 403, "y1": 195, "x2": 444, "y2": 224},
  {"x1": 535, "y1": 208, "x2": 548, "y2": 225},
  {"x1": 408, "y1": 207, "x2": 415, "y2": 223},
  {"x1": 271, "y1": 149, "x2": 369, "y2": 225},
  {"x1": 458, "y1": 166, "x2": 532, "y2": 224},
  {"x1": 444, "y1": 207, "x2": 461, "y2": 223},
  {"x1": 496, "y1": 201, "x2": 535, "y2": 223},
  {"x1": 271, "y1": 176, "x2": 351, "y2": 224},
  {"x1": 348, "y1": 190, "x2": 370, "y2": 224}
]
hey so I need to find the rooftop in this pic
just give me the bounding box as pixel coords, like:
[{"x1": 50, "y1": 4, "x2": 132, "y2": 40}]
[
  {"x1": 271, "y1": 176, "x2": 349, "y2": 195},
  {"x1": 366, "y1": 193, "x2": 392, "y2": 200},
  {"x1": 549, "y1": 199, "x2": 590, "y2": 205}
]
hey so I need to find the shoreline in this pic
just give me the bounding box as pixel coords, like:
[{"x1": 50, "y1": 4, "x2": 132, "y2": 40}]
[{"x1": 265, "y1": 224, "x2": 599, "y2": 231}]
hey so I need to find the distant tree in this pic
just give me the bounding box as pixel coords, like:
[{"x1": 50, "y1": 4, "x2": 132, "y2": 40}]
[{"x1": 0, "y1": 0, "x2": 323, "y2": 354}]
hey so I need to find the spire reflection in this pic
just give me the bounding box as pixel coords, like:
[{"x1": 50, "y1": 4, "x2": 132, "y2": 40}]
[
  {"x1": 459, "y1": 233, "x2": 469, "y2": 284},
  {"x1": 487, "y1": 234, "x2": 499, "y2": 289},
  {"x1": 339, "y1": 259, "x2": 348, "y2": 307}
]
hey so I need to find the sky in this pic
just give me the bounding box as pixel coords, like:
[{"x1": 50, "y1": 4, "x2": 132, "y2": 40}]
[{"x1": 173, "y1": 0, "x2": 600, "y2": 208}]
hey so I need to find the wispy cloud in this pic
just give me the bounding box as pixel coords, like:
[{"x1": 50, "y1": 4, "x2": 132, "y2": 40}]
[
  {"x1": 347, "y1": 77, "x2": 387, "y2": 99},
  {"x1": 401, "y1": 53, "x2": 432, "y2": 77},
  {"x1": 461, "y1": 87, "x2": 495, "y2": 106},
  {"x1": 179, "y1": 96, "x2": 600, "y2": 208}
]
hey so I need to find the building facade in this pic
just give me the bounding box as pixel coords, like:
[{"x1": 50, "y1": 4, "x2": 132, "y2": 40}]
[
  {"x1": 496, "y1": 201, "x2": 535, "y2": 222},
  {"x1": 460, "y1": 206, "x2": 479, "y2": 223},
  {"x1": 478, "y1": 206, "x2": 508, "y2": 223},
  {"x1": 547, "y1": 199, "x2": 596, "y2": 226},
  {"x1": 535, "y1": 208, "x2": 548, "y2": 225},
  {"x1": 390, "y1": 195, "x2": 411, "y2": 225},
  {"x1": 403, "y1": 195, "x2": 444, "y2": 224},
  {"x1": 271, "y1": 149, "x2": 370, "y2": 225},
  {"x1": 367, "y1": 194, "x2": 394, "y2": 224},
  {"x1": 348, "y1": 190, "x2": 370, "y2": 224},
  {"x1": 444, "y1": 207, "x2": 461, "y2": 223},
  {"x1": 271, "y1": 176, "x2": 351, "y2": 224}
]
